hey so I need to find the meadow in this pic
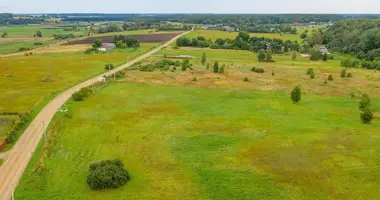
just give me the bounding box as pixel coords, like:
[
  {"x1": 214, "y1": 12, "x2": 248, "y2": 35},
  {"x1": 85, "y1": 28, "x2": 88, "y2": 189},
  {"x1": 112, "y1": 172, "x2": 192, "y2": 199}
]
[
  {"x1": 0, "y1": 25, "x2": 88, "y2": 38},
  {"x1": 187, "y1": 30, "x2": 303, "y2": 42},
  {"x1": 16, "y1": 82, "x2": 380, "y2": 200},
  {"x1": 0, "y1": 43, "x2": 158, "y2": 113}
]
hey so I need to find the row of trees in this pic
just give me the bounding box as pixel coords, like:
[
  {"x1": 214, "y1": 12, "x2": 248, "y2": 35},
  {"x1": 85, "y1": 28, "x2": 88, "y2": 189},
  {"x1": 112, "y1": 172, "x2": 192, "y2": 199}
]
[
  {"x1": 176, "y1": 31, "x2": 300, "y2": 53},
  {"x1": 243, "y1": 25, "x2": 297, "y2": 34},
  {"x1": 113, "y1": 35, "x2": 140, "y2": 48}
]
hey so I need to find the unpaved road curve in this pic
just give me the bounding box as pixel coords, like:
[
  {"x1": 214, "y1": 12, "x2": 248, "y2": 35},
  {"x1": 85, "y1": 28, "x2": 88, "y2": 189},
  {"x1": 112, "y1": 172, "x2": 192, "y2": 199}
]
[{"x1": 0, "y1": 31, "x2": 190, "y2": 200}]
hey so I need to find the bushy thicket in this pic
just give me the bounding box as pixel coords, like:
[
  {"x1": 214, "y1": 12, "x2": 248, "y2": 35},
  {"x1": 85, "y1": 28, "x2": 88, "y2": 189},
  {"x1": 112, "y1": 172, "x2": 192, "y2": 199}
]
[
  {"x1": 251, "y1": 67, "x2": 265, "y2": 73},
  {"x1": 113, "y1": 35, "x2": 140, "y2": 48},
  {"x1": 87, "y1": 159, "x2": 130, "y2": 190},
  {"x1": 138, "y1": 60, "x2": 181, "y2": 72},
  {"x1": 54, "y1": 34, "x2": 77, "y2": 40},
  {"x1": 72, "y1": 88, "x2": 92, "y2": 101},
  {"x1": 176, "y1": 31, "x2": 299, "y2": 53}
]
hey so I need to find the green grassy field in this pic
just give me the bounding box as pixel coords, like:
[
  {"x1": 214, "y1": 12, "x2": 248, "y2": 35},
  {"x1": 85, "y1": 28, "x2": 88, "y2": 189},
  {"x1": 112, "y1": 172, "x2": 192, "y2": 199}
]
[
  {"x1": 0, "y1": 43, "x2": 158, "y2": 113},
  {"x1": 158, "y1": 48, "x2": 342, "y2": 68},
  {"x1": 0, "y1": 25, "x2": 87, "y2": 38},
  {"x1": 0, "y1": 40, "x2": 58, "y2": 55},
  {"x1": 187, "y1": 30, "x2": 302, "y2": 42},
  {"x1": 16, "y1": 82, "x2": 380, "y2": 200},
  {"x1": 0, "y1": 115, "x2": 19, "y2": 141}
]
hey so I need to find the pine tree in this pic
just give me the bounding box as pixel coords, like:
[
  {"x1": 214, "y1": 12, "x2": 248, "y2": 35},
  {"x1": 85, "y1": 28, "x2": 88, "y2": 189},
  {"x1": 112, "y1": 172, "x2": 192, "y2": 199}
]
[
  {"x1": 213, "y1": 61, "x2": 219, "y2": 73},
  {"x1": 201, "y1": 52, "x2": 207, "y2": 65},
  {"x1": 291, "y1": 85, "x2": 301, "y2": 103}
]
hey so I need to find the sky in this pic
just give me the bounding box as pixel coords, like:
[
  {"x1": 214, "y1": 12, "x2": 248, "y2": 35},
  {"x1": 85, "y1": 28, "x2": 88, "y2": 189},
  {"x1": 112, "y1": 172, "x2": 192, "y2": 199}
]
[{"x1": 1, "y1": 0, "x2": 380, "y2": 14}]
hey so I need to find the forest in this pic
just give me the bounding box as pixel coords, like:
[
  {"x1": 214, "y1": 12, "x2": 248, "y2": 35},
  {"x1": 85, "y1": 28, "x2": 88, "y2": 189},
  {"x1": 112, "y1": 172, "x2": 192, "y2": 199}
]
[{"x1": 324, "y1": 19, "x2": 380, "y2": 61}]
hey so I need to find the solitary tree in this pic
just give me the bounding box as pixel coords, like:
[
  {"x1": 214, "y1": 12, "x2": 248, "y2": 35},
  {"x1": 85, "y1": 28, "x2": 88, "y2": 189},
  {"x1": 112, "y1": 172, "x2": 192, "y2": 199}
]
[
  {"x1": 291, "y1": 85, "x2": 301, "y2": 103},
  {"x1": 258, "y1": 49, "x2": 266, "y2": 61},
  {"x1": 292, "y1": 51, "x2": 297, "y2": 66},
  {"x1": 93, "y1": 39, "x2": 102, "y2": 49},
  {"x1": 182, "y1": 58, "x2": 190, "y2": 71},
  {"x1": 361, "y1": 108, "x2": 374, "y2": 124},
  {"x1": 36, "y1": 30, "x2": 42, "y2": 37},
  {"x1": 266, "y1": 48, "x2": 273, "y2": 61},
  {"x1": 213, "y1": 61, "x2": 219, "y2": 73},
  {"x1": 201, "y1": 52, "x2": 207, "y2": 65}
]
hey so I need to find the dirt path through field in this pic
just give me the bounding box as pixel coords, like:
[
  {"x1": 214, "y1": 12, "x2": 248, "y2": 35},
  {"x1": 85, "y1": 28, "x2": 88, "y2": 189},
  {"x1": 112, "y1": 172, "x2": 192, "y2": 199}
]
[{"x1": 0, "y1": 30, "x2": 190, "y2": 200}]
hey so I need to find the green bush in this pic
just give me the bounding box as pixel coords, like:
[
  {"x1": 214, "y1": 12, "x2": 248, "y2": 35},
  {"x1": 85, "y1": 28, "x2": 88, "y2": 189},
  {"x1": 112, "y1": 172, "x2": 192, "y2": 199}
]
[
  {"x1": 340, "y1": 69, "x2": 346, "y2": 78},
  {"x1": 72, "y1": 88, "x2": 92, "y2": 101},
  {"x1": 310, "y1": 72, "x2": 315, "y2": 79},
  {"x1": 87, "y1": 159, "x2": 129, "y2": 190},
  {"x1": 115, "y1": 71, "x2": 126, "y2": 78},
  {"x1": 361, "y1": 108, "x2": 373, "y2": 124},
  {"x1": 359, "y1": 93, "x2": 370, "y2": 111},
  {"x1": 243, "y1": 77, "x2": 249, "y2": 82},
  {"x1": 254, "y1": 68, "x2": 265, "y2": 73},
  {"x1": 210, "y1": 44, "x2": 220, "y2": 49},
  {"x1": 347, "y1": 72, "x2": 352, "y2": 77},
  {"x1": 105, "y1": 64, "x2": 114, "y2": 70},
  {"x1": 272, "y1": 72, "x2": 275, "y2": 76},
  {"x1": 291, "y1": 85, "x2": 301, "y2": 103},
  {"x1": 251, "y1": 67, "x2": 256, "y2": 72},
  {"x1": 328, "y1": 74, "x2": 333, "y2": 81},
  {"x1": 306, "y1": 68, "x2": 314, "y2": 75},
  {"x1": 6, "y1": 131, "x2": 16, "y2": 143}
]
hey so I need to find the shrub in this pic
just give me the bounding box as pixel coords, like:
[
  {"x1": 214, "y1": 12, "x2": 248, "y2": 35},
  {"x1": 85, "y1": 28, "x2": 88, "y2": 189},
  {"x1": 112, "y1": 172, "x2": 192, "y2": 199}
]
[
  {"x1": 243, "y1": 77, "x2": 249, "y2": 82},
  {"x1": 6, "y1": 131, "x2": 16, "y2": 143},
  {"x1": 192, "y1": 77, "x2": 197, "y2": 81},
  {"x1": 72, "y1": 88, "x2": 92, "y2": 101},
  {"x1": 172, "y1": 66, "x2": 176, "y2": 71},
  {"x1": 347, "y1": 72, "x2": 352, "y2": 77},
  {"x1": 340, "y1": 69, "x2": 346, "y2": 78},
  {"x1": 327, "y1": 54, "x2": 334, "y2": 60},
  {"x1": 359, "y1": 93, "x2": 370, "y2": 111},
  {"x1": 115, "y1": 71, "x2": 126, "y2": 78},
  {"x1": 291, "y1": 85, "x2": 301, "y2": 103},
  {"x1": 19, "y1": 47, "x2": 29, "y2": 52},
  {"x1": 310, "y1": 72, "x2": 315, "y2": 79},
  {"x1": 258, "y1": 49, "x2": 266, "y2": 61},
  {"x1": 87, "y1": 159, "x2": 129, "y2": 190},
  {"x1": 328, "y1": 74, "x2": 333, "y2": 81},
  {"x1": 251, "y1": 67, "x2": 256, "y2": 72},
  {"x1": 34, "y1": 42, "x2": 43, "y2": 45},
  {"x1": 105, "y1": 64, "x2": 114, "y2": 70},
  {"x1": 254, "y1": 68, "x2": 265, "y2": 73},
  {"x1": 213, "y1": 61, "x2": 219, "y2": 73},
  {"x1": 306, "y1": 68, "x2": 314, "y2": 75},
  {"x1": 322, "y1": 53, "x2": 328, "y2": 61},
  {"x1": 210, "y1": 44, "x2": 220, "y2": 49},
  {"x1": 24, "y1": 53, "x2": 29, "y2": 56},
  {"x1": 272, "y1": 72, "x2": 275, "y2": 76},
  {"x1": 360, "y1": 108, "x2": 373, "y2": 124}
]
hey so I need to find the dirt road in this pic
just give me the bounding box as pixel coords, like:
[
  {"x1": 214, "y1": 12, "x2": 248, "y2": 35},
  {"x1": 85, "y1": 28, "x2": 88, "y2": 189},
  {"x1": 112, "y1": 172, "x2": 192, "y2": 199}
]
[{"x1": 0, "y1": 31, "x2": 190, "y2": 200}]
